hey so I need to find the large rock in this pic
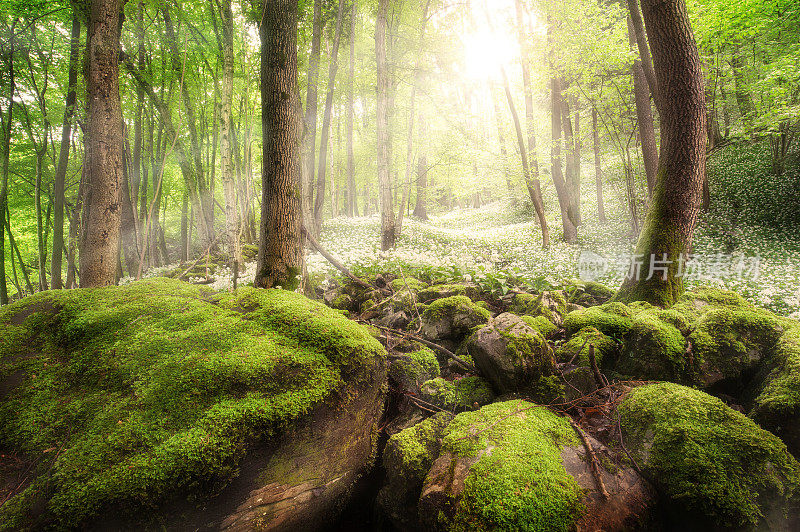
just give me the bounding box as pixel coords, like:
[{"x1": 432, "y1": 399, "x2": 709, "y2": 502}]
[
  {"x1": 416, "y1": 400, "x2": 655, "y2": 531},
  {"x1": 377, "y1": 413, "x2": 453, "y2": 531},
  {"x1": 510, "y1": 290, "x2": 568, "y2": 326},
  {"x1": 618, "y1": 382, "x2": 800, "y2": 530},
  {"x1": 417, "y1": 283, "x2": 480, "y2": 304},
  {"x1": 420, "y1": 295, "x2": 489, "y2": 342},
  {"x1": 389, "y1": 347, "x2": 441, "y2": 393},
  {"x1": 466, "y1": 312, "x2": 557, "y2": 397},
  {"x1": 0, "y1": 279, "x2": 386, "y2": 531},
  {"x1": 418, "y1": 377, "x2": 494, "y2": 411}
]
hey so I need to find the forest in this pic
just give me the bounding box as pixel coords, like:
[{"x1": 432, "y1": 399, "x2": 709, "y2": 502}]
[{"x1": 0, "y1": 0, "x2": 799, "y2": 530}]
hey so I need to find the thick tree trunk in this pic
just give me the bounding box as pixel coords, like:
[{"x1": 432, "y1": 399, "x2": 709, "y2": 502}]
[
  {"x1": 615, "y1": 0, "x2": 707, "y2": 307},
  {"x1": 255, "y1": 0, "x2": 304, "y2": 290},
  {"x1": 313, "y1": 0, "x2": 347, "y2": 236},
  {"x1": 592, "y1": 108, "x2": 606, "y2": 224},
  {"x1": 376, "y1": 0, "x2": 395, "y2": 250},
  {"x1": 346, "y1": 0, "x2": 357, "y2": 217},
  {"x1": 219, "y1": 0, "x2": 241, "y2": 273},
  {"x1": 302, "y1": 0, "x2": 323, "y2": 228},
  {"x1": 80, "y1": 0, "x2": 124, "y2": 287},
  {"x1": 51, "y1": 14, "x2": 81, "y2": 290},
  {"x1": 628, "y1": 16, "x2": 659, "y2": 195}
]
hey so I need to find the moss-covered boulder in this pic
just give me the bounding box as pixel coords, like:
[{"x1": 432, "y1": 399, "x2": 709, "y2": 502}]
[
  {"x1": 0, "y1": 278, "x2": 387, "y2": 531},
  {"x1": 419, "y1": 377, "x2": 494, "y2": 411},
  {"x1": 750, "y1": 325, "x2": 800, "y2": 459},
  {"x1": 389, "y1": 347, "x2": 441, "y2": 392},
  {"x1": 618, "y1": 382, "x2": 800, "y2": 530},
  {"x1": 510, "y1": 290, "x2": 568, "y2": 326},
  {"x1": 417, "y1": 283, "x2": 480, "y2": 304},
  {"x1": 556, "y1": 326, "x2": 616, "y2": 367},
  {"x1": 521, "y1": 314, "x2": 559, "y2": 338},
  {"x1": 417, "y1": 400, "x2": 655, "y2": 531},
  {"x1": 615, "y1": 311, "x2": 688, "y2": 381},
  {"x1": 564, "y1": 301, "x2": 635, "y2": 338},
  {"x1": 466, "y1": 313, "x2": 557, "y2": 397},
  {"x1": 377, "y1": 413, "x2": 453, "y2": 530},
  {"x1": 420, "y1": 296, "x2": 489, "y2": 342},
  {"x1": 565, "y1": 279, "x2": 615, "y2": 307}
]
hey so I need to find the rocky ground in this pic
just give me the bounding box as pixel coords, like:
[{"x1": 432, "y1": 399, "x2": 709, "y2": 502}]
[{"x1": 1, "y1": 274, "x2": 799, "y2": 530}]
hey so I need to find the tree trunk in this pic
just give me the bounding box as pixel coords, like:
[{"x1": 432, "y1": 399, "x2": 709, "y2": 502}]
[
  {"x1": 120, "y1": 136, "x2": 140, "y2": 276},
  {"x1": 0, "y1": 19, "x2": 15, "y2": 303},
  {"x1": 51, "y1": 14, "x2": 81, "y2": 290},
  {"x1": 491, "y1": 90, "x2": 513, "y2": 192},
  {"x1": 628, "y1": 16, "x2": 659, "y2": 195},
  {"x1": 376, "y1": 0, "x2": 395, "y2": 250},
  {"x1": 615, "y1": 0, "x2": 707, "y2": 307},
  {"x1": 162, "y1": 6, "x2": 214, "y2": 251},
  {"x1": 550, "y1": 75, "x2": 577, "y2": 244},
  {"x1": 346, "y1": 0, "x2": 357, "y2": 217},
  {"x1": 730, "y1": 51, "x2": 754, "y2": 132},
  {"x1": 180, "y1": 191, "x2": 189, "y2": 263},
  {"x1": 302, "y1": 0, "x2": 323, "y2": 229},
  {"x1": 314, "y1": 0, "x2": 347, "y2": 236},
  {"x1": 592, "y1": 107, "x2": 606, "y2": 223},
  {"x1": 80, "y1": 0, "x2": 124, "y2": 288},
  {"x1": 255, "y1": 0, "x2": 304, "y2": 290},
  {"x1": 627, "y1": 0, "x2": 658, "y2": 103},
  {"x1": 501, "y1": 69, "x2": 550, "y2": 247},
  {"x1": 513, "y1": 0, "x2": 550, "y2": 244},
  {"x1": 561, "y1": 96, "x2": 581, "y2": 226},
  {"x1": 219, "y1": 0, "x2": 241, "y2": 273}
]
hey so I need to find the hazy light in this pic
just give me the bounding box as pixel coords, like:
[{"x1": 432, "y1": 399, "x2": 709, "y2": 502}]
[{"x1": 462, "y1": 29, "x2": 516, "y2": 80}]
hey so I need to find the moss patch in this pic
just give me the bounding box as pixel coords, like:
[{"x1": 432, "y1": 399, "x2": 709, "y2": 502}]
[
  {"x1": 616, "y1": 312, "x2": 687, "y2": 381},
  {"x1": 0, "y1": 278, "x2": 385, "y2": 529},
  {"x1": 420, "y1": 377, "x2": 494, "y2": 411},
  {"x1": 521, "y1": 315, "x2": 558, "y2": 338},
  {"x1": 619, "y1": 382, "x2": 800, "y2": 529},
  {"x1": 438, "y1": 400, "x2": 584, "y2": 532},
  {"x1": 556, "y1": 326, "x2": 616, "y2": 367},
  {"x1": 563, "y1": 302, "x2": 637, "y2": 338}
]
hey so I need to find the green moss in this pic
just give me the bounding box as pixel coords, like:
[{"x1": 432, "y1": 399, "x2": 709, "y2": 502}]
[
  {"x1": 418, "y1": 284, "x2": 479, "y2": 303},
  {"x1": 420, "y1": 377, "x2": 494, "y2": 411},
  {"x1": 330, "y1": 294, "x2": 353, "y2": 311},
  {"x1": 240, "y1": 244, "x2": 259, "y2": 262},
  {"x1": 439, "y1": 400, "x2": 584, "y2": 532},
  {"x1": 390, "y1": 348, "x2": 441, "y2": 391},
  {"x1": 688, "y1": 306, "x2": 783, "y2": 384},
  {"x1": 511, "y1": 291, "x2": 567, "y2": 324},
  {"x1": 619, "y1": 383, "x2": 800, "y2": 528},
  {"x1": 360, "y1": 298, "x2": 377, "y2": 313},
  {"x1": 384, "y1": 412, "x2": 453, "y2": 482},
  {"x1": 0, "y1": 278, "x2": 385, "y2": 529},
  {"x1": 521, "y1": 315, "x2": 558, "y2": 338},
  {"x1": 751, "y1": 325, "x2": 800, "y2": 425},
  {"x1": 616, "y1": 312, "x2": 687, "y2": 380},
  {"x1": 390, "y1": 277, "x2": 427, "y2": 292},
  {"x1": 555, "y1": 326, "x2": 616, "y2": 367},
  {"x1": 408, "y1": 348, "x2": 441, "y2": 378},
  {"x1": 563, "y1": 302, "x2": 634, "y2": 338},
  {"x1": 424, "y1": 296, "x2": 487, "y2": 322}
]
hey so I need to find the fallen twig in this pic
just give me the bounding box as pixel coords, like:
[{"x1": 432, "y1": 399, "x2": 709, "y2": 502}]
[
  {"x1": 367, "y1": 323, "x2": 476, "y2": 373},
  {"x1": 569, "y1": 419, "x2": 610, "y2": 500}
]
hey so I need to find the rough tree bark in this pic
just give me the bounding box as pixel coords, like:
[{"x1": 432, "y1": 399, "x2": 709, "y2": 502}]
[
  {"x1": 376, "y1": 0, "x2": 395, "y2": 250},
  {"x1": 80, "y1": 0, "x2": 124, "y2": 287},
  {"x1": 0, "y1": 18, "x2": 16, "y2": 303},
  {"x1": 313, "y1": 0, "x2": 347, "y2": 236},
  {"x1": 614, "y1": 0, "x2": 707, "y2": 306},
  {"x1": 550, "y1": 76, "x2": 577, "y2": 244},
  {"x1": 255, "y1": 0, "x2": 304, "y2": 289}
]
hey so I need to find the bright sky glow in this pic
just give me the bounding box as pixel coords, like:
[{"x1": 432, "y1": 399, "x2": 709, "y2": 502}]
[{"x1": 462, "y1": 28, "x2": 517, "y2": 80}]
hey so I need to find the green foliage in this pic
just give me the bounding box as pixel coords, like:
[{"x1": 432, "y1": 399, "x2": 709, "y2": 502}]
[
  {"x1": 0, "y1": 278, "x2": 384, "y2": 529},
  {"x1": 420, "y1": 377, "x2": 495, "y2": 412},
  {"x1": 619, "y1": 383, "x2": 800, "y2": 529},
  {"x1": 555, "y1": 326, "x2": 615, "y2": 366}
]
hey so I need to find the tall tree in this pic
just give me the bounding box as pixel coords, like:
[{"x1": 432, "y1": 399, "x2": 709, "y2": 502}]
[
  {"x1": 313, "y1": 0, "x2": 347, "y2": 236},
  {"x1": 302, "y1": 0, "x2": 323, "y2": 227},
  {"x1": 51, "y1": 14, "x2": 81, "y2": 289},
  {"x1": 615, "y1": 0, "x2": 707, "y2": 306},
  {"x1": 627, "y1": 16, "x2": 659, "y2": 194},
  {"x1": 217, "y1": 0, "x2": 241, "y2": 273},
  {"x1": 346, "y1": 0, "x2": 357, "y2": 217},
  {"x1": 80, "y1": 0, "x2": 125, "y2": 287},
  {"x1": 592, "y1": 107, "x2": 606, "y2": 223},
  {"x1": 255, "y1": 0, "x2": 304, "y2": 289},
  {"x1": 0, "y1": 18, "x2": 17, "y2": 303},
  {"x1": 513, "y1": 0, "x2": 549, "y2": 246},
  {"x1": 375, "y1": 0, "x2": 395, "y2": 250},
  {"x1": 550, "y1": 75, "x2": 577, "y2": 243}
]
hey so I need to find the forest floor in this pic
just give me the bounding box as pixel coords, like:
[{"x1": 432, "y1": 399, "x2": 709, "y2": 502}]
[{"x1": 132, "y1": 197, "x2": 800, "y2": 319}]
